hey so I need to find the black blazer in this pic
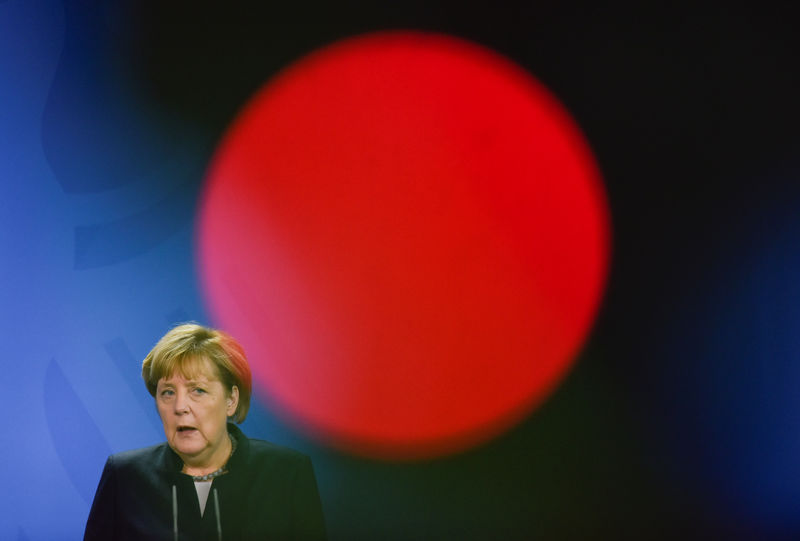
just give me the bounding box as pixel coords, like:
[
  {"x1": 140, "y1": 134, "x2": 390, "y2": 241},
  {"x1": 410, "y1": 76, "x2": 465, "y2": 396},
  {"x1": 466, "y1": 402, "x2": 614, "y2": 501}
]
[{"x1": 83, "y1": 424, "x2": 327, "y2": 540}]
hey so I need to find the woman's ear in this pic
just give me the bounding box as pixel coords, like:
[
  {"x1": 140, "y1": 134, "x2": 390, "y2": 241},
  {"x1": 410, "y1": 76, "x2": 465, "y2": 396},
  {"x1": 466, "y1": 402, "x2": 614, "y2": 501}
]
[{"x1": 226, "y1": 385, "x2": 240, "y2": 417}]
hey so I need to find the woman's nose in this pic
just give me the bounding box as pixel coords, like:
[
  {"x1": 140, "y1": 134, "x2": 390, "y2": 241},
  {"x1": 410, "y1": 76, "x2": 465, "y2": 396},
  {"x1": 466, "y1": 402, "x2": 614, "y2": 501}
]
[{"x1": 174, "y1": 390, "x2": 190, "y2": 414}]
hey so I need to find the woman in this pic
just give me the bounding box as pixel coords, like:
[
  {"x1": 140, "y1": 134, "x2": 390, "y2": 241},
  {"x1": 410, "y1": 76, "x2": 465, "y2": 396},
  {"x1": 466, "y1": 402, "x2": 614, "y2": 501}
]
[{"x1": 84, "y1": 323, "x2": 327, "y2": 540}]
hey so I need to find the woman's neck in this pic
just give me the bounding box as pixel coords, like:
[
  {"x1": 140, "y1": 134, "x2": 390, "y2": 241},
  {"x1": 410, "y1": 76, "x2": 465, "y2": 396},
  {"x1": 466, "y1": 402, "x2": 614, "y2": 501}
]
[{"x1": 180, "y1": 433, "x2": 233, "y2": 476}]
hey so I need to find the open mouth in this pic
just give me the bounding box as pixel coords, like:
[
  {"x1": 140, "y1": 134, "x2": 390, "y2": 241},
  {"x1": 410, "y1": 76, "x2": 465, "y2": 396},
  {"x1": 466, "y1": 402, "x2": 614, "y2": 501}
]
[{"x1": 177, "y1": 426, "x2": 197, "y2": 433}]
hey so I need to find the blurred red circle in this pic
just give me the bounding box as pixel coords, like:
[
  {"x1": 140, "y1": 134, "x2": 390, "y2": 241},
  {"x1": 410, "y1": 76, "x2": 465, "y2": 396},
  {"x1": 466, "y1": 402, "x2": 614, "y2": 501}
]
[{"x1": 198, "y1": 31, "x2": 610, "y2": 459}]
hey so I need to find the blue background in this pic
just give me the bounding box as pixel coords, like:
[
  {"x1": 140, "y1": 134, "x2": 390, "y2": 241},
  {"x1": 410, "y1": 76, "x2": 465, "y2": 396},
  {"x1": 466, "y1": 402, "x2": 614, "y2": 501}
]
[{"x1": 2, "y1": 2, "x2": 800, "y2": 539}]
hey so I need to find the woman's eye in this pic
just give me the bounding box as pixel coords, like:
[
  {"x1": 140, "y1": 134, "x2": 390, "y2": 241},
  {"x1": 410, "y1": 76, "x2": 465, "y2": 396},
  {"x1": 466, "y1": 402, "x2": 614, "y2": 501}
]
[
  {"x1": 160, "y1": 389, "x2": 174, "y2": 397},
  {"x1": 191, "y1": 387, "x2": 207, "y2": 395}
]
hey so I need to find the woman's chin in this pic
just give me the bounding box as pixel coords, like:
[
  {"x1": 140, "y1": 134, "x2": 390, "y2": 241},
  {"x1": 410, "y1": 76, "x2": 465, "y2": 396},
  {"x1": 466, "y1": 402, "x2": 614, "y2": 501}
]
[{"x1": 171, "y1": 432, "x2": 207, "y2": 457}]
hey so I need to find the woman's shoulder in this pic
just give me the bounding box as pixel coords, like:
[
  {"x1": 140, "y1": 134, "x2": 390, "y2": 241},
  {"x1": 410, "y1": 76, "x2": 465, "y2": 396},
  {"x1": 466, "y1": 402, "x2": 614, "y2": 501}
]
[
  {"x1": 237, "y1": 437, "x2": 317, "y2": 486},
  {"x1": 246, "y1": 437, "x2": 311, "y2": 463},
  {"x1": 231, "y1": 424, "x2": 311, "y2": 465},
  {"x1": 107, "y1": 442, "x2": 174, "y2": 473}
]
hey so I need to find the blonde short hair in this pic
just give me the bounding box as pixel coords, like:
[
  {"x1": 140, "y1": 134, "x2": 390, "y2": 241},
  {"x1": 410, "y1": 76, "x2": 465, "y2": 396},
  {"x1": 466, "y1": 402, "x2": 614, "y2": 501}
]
[{"x1": 142, "y1": 323, "x2": 252, "y2": 423}]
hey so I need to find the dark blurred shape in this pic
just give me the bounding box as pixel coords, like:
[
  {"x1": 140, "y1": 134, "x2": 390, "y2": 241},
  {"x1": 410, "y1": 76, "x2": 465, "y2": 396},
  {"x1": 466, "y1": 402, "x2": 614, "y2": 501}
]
[
  {"x1": 73, "y1": 178, "x2": 195, "y2": 269},
  {"x1": 41, "y1": 2, "x2": 176, "y2": 193},
  {"x1": 44, "y1": 359, "x2": 112, "y2": 504},
  {"x1": 104, "y1": 338, "x2": 162, "y2": 433},
  {"x1": 631, "y1": 167, "x2": 800, "y2": 536}
]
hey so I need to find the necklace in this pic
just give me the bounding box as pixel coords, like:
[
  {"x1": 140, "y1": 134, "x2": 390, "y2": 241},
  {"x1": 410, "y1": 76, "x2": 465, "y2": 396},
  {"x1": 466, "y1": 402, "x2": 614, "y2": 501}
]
[{"x1": 185, "y1": 433, "x2": 237, "y2": 482}]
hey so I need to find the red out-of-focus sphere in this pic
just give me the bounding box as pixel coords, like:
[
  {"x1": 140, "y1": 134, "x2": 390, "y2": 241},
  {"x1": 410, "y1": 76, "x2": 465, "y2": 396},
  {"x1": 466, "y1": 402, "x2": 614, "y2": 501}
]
[{"x1": 198, "y1": 31, "x2": 610, "y2": 460}]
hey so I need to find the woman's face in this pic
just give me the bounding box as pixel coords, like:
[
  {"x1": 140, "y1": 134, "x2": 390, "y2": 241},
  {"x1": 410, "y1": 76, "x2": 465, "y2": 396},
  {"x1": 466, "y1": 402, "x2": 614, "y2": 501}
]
[{"x1": 155, "y1": 358, "x2": 238, "y2": 466}]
